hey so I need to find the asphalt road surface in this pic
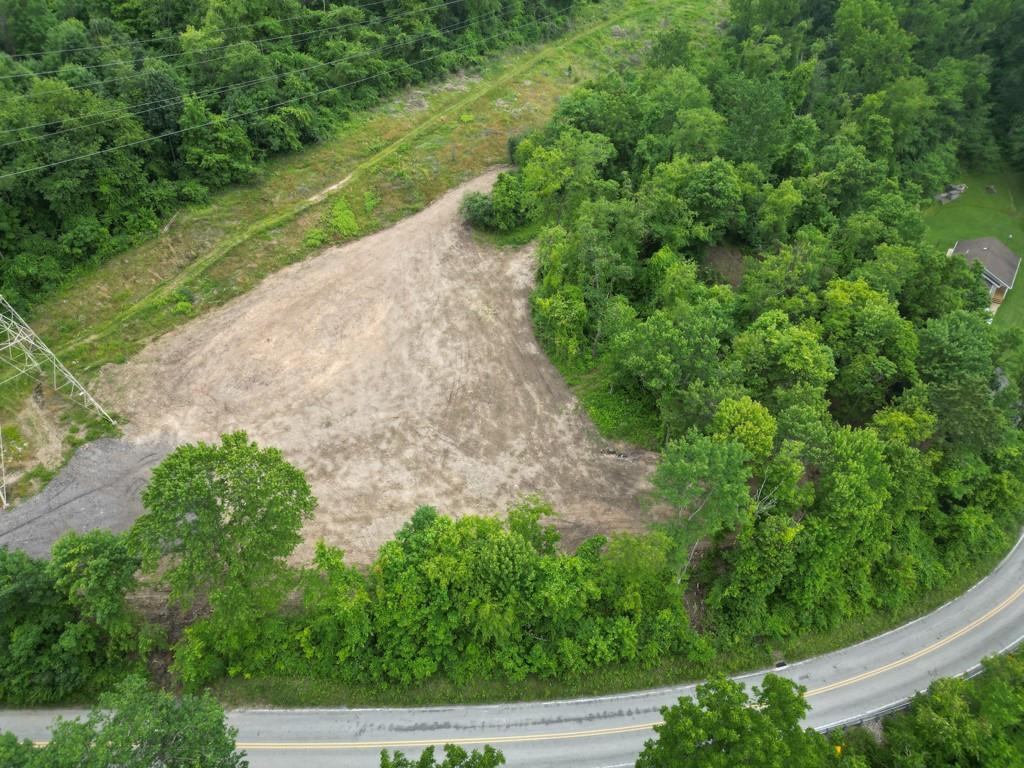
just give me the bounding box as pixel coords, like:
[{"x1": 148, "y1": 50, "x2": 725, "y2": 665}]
[{"x1": 3, "y1": 532, "x2": 1023, "y2": 767}]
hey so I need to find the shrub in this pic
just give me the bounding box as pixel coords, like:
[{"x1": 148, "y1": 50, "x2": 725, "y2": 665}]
[
  {"x1": 303, "y1": 227, "x2": 329, "y2": 248},
  {"x1": 172, "y1": 300, "x2": 195, "y2": 316},
  {"x1": 532, "y1": 285, "x2": 588, "y2": 362},
  {"x1": 328, "y1": 198, "x2": 360, "y2": 239},
  {"x1": 508, "y1": 134, "x2": 525, "y2": 163},
  {"x1": 460, "y1": 191, "x2": 495, "y2": 229},
  {"x1": 489, "y1": 172, "x2": 528, "y2": 232}
]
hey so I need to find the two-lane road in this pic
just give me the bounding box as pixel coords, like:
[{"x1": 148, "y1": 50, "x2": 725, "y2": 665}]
[{"x1": 4, "y1": 533, "x2": 1024, "y2": 767}]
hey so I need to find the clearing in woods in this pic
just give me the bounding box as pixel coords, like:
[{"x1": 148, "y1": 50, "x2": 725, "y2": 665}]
[
  {"x1": 3, "y1": 173, "x2": 659, "y2": 564},
  {"x1": 0, "y1": 0, "x2": 715, "y2": 502},
  {"x1": 0, "y1": 0, "x2": 722, "y2": 559}
]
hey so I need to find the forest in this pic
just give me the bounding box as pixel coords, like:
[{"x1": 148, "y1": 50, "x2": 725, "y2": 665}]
[
  {"x1": 0, "y1": 0, "x2": 578, "y2": 308},
  {"x1": 465, "y1": 0, "x2": 1024, "y2": 642},
  {"x1": 2, "y1": 0, "x2": 1024, "y2": 756}
]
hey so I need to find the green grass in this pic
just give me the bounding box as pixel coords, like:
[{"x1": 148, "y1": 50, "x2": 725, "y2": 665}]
[
  {"x1": 0, "y1": 0, "x2": 722, "y2": 503},
  {"x1": 472, "y1": 219, "x2": 546, "y2": 248},
  {"x1": 922, "y1": 169, "x2": 1024, "y2": 328},
  {"x1": 566, "y1": 363, "x2": 663, "y2": 449}
]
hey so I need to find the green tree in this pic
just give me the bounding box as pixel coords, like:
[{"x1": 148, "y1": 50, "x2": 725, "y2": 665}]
[
  {"x1": 533, "y1": 284, "x2": 588, "y2": 362},
  {"x1": 832, "y1": 0, "x2": 913, "y2": 94},
  {"x1": 710, "y1": 395, "x2": 777, "y2": 467},
  {"x1": 917, "y1": 311, "x2": 1006, "y2": 453},
  {"x1": 638, "y1": 156, "x2": 744, "y2": 251},
  {"x1": 132, "y1": 431, "x2": 317, "y2": 609},
  {"x1": 0, "y1": 532, "x2": 146, "y2": 704},
  {"x1": 519, "y1": 129, "x2": 616, "y2": 223},
  {"x1": 12, "y1": 675, "x2": 247, "y2": 768},
  {"x1": 177, "y1": 95, "x2": 257, "y2": 189},
  {"x1": 871, "y1": 654, "x2": 1024, "y2": 768},
  {"x1": 652, "y1": 430, "x2": 753, "y2": 571},
  {"x1": 729, "y1": 310, "x2": 836, "y2": 408},
  {"x1": 820, "y1": 278, "x2": 918, "y2": 422},
  {"x1": 636, "y1": 675, "x2": 833, "y2": 767},
  {"x1": 131, "y1": 432, "x2": 316, "y2": 686},
  {"x1": 48, "y1": 530, "x2": 153, "y2": 669},
  {"x1": 0, "y1": 0, "x2": 55, "y2": 54},
  {"x1": 789, "y1": 425, "x2": 892, "y2": 628},
  {"x1": 380, "y1": 745, "x2": 504, "y2": 768}
]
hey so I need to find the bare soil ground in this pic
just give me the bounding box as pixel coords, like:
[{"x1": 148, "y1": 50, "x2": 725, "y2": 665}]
[{"x1": 78, "y1": 171, "x2": 661, "y2": 564}]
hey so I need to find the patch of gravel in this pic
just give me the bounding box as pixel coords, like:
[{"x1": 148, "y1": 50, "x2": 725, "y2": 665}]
[{"x1": 0, "y1": 438, "x2": 173, "y2": 558}]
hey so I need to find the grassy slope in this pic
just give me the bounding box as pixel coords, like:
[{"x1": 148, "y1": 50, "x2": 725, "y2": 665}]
[
  {"x1": 1, "y1": 0, "x2": 714, "y2": 499},
  {"x1": 922, "y1": 170, "x2": 1024, "y2": 327}
]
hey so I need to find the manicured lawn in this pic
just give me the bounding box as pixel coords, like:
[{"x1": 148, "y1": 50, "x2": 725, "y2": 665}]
[{"x1": 922, "y1": 170, "x2": 1024, "y2": 328}]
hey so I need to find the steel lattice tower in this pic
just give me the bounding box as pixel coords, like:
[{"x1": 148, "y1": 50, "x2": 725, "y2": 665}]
[{"x1": 0, "y1": 294, "x2": 114, "y2": 506}]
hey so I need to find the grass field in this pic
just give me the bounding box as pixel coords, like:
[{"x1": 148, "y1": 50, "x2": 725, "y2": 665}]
[
  {"x1": 922, "y1": 170, "x2": 1024, "y2": 328},
  {"x1": 1, "y1": 0, "x2": 721, "y2": 500}
]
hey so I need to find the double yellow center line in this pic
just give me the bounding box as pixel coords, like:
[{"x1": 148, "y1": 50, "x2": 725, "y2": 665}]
[
  {"x1": 236, "y1": 580, "x2": 1024, "y2": 751},
  {"x1": 30, "y1": 581, "x2": 1024, "y2": 752}
]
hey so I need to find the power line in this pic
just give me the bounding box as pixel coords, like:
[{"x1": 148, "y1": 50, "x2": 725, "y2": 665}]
[
  {"x1": 0, "y1": 10, "x2": 562, "y2": 181},
  {"x1": 0, "y1": 9, "x2": 487, "y2": 150},
  {"x1": 0, "y1": 0, "x2": 468, "y2": 82},
  {"x1": 0, "y1": 0, "x2": 467, "y2": 123},
  {"x1": 0, "y1": 294, "x2": 114, "y2": 423},
  {"x1": 6, "y1": 0, "x2": 394, "y2": 60},
  {"x1": 4, "y1": 0, "x2": 473, "y2": 107}
]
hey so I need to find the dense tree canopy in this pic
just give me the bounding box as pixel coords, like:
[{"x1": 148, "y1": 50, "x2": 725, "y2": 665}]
[
  {"x1": 0, "y1": 530, "x2": 149, "y2": 704},
  {"x1": 464, "y1": 0, "x2": 1024, "y2": 645},
  {"x1": 0, "y1": 0, "x2": 582, "y2": 308},
  {"x1": 0, "y1": 675, "x2": 247, "y2": 767},
  {"x1": 637, "y1": 654, "x2": 1024, "y2": 768},
  {"x1": 636, "y1": 675, "x2": 836, "y2": 768}
]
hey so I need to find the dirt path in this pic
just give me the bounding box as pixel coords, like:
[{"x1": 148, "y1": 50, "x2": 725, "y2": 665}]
[{"x1": 11, "y1": 172, "x2": 658, "y2": 564}]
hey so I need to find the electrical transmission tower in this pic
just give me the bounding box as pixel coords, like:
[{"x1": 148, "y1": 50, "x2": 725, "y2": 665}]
[{"x1": 0, "y1": 294, "x2": 114, "y2": 507}]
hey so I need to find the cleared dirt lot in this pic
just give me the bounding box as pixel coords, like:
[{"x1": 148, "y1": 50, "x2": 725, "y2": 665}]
[{"x1": 12, "y1": 171, "x2": 659, "y2": 564}]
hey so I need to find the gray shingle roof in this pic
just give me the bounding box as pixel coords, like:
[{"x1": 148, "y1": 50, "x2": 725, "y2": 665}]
[{"x1": 953, "y1": 237, "x2": 1021, "y2": 289}]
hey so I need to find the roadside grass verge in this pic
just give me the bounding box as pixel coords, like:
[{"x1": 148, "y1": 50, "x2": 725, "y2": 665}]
[{"x1": 0, "y1": 0, "x2": 718, "y2": 501}]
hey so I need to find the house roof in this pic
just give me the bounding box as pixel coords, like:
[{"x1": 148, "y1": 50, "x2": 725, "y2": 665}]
[{"x1": 953, "y1": 237, "x2": 1021, "y2": 289}]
